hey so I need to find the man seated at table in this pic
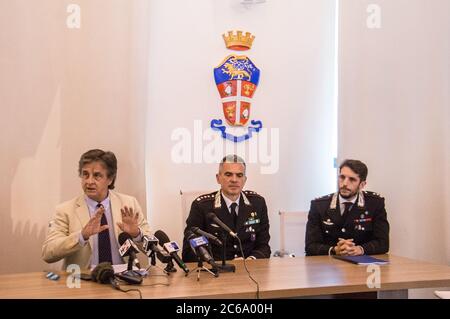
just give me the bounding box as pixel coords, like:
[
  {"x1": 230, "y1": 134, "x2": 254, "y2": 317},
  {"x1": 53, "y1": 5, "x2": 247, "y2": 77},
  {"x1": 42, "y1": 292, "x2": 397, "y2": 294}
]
[
  {"x1": 182, "y1": 155, "x2": 271, "y2": 262},
  {"x1": 305, "y1": 159, "x2": 389, "y2": 256},
  {"x1": 42, "y1": 149, "x2": 151, "y2": 270}
]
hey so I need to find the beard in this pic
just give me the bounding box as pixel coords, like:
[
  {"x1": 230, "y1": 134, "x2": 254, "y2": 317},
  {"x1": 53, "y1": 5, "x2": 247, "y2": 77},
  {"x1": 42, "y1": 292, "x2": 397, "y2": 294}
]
[{"x1": 339, "y1": 187, "x2": 358, "y2": 199}]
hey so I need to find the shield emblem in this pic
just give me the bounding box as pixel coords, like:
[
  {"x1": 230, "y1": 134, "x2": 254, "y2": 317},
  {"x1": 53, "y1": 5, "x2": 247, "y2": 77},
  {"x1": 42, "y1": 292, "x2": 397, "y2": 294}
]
[{"x1": 214, "y1": 55, "x2": 260, "y2": 126}]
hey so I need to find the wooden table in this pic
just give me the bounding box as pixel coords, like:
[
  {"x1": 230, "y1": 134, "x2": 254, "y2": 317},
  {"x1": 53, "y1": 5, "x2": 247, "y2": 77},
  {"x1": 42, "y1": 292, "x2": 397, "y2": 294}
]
[{"x1": 0, "y1": 255, "x2": 449, "y2": 299}]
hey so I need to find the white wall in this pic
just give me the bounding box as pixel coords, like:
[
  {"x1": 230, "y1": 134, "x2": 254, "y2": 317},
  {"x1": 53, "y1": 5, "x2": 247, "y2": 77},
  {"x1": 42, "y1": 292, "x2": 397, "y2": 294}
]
[
  {"x1": 145, "y1": 0, "x2": 338, "y2": 253},
  {"x1": 339, "y1": 0, "x2": 450, "y2": 297}
]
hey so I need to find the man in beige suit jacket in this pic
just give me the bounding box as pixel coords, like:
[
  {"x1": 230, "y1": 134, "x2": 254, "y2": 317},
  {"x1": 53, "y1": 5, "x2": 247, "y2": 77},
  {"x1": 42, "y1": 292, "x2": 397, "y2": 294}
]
[{"x1": 42, "y1": 149, "x2": 151, "y2": 270}]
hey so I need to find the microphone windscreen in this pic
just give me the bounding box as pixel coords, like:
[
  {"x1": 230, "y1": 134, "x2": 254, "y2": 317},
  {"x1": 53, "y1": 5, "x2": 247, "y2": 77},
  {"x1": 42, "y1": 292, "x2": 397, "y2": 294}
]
[
  {"x1": 98, "y1": 265, "x2": 115, "y2": 284},
  {"x1": 191, "y1": 226, "x2": 200, "y2": 233},
  {"x1": 154, "y1": 230, "x2": 170, "y2": 245},
  {"x1": 91, "y1": 262, "x2": 113, "y2": 283},
  {"x1": 206, "y1": 212, "x2": 216, "y2": 220},
  {"x1": 118, "y1": 232, "x2": 132, "y2": 245}
]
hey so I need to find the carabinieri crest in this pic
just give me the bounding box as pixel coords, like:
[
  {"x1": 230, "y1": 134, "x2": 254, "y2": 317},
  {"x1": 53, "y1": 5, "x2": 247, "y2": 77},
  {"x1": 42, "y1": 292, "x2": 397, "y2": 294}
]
[{"x1": 211, "y1": 31, "x2": 262, "y2": 142}]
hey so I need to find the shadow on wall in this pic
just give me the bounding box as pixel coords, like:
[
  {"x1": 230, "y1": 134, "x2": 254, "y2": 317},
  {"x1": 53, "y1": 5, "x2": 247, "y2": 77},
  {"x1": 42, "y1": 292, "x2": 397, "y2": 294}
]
[
  {"x1": 0, "y1": 82, "x2": 64, "y2": 274},
  {"x1": 0, "y1": 0, "x2": 68, "y2": 274},
  {"x1": 0, "y1": 87, "x2": 63, "y2": 274},
  {"x1": 0, "y1": 214, "x2": 48, "y2": 274}
]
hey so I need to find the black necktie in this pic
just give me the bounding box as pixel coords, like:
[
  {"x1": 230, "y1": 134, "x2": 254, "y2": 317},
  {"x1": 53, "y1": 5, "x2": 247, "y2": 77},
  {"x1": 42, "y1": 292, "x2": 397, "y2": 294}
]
[
  {"x1": 342, "y1": 202, "x2": 352, "y2": 217},
  {"x1": 97, "y1": 203, "x2": 112, "y2": 264},
  {"x1": 230, "y1": 203, "x2": 238, "y2": 230}
]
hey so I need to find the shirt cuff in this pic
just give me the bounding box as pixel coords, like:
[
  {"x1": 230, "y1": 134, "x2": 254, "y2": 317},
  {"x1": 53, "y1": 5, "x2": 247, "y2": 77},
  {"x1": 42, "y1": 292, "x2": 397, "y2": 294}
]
[
  {"x1": 328, "y1": 246, "x2": 334, "y2": 256},
  {"x1": 358, "y1": 245, "x2": 365, "y2": 255},
  {"x1": 78, "y1": 231, "x2": 88, "y2": 246},
  {"x1": 132, "y1": 228, "x2": 143, "y2": 242}
]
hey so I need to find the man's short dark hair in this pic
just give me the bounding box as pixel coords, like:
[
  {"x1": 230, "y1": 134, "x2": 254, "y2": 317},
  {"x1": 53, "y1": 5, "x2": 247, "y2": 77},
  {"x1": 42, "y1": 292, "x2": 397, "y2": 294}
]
[
  {"x1": 78, "y1": 149, "x2": 117, "y2": 189},
  {"x1": 339, "y1": 159, "x2": 368, "y2": 182}
]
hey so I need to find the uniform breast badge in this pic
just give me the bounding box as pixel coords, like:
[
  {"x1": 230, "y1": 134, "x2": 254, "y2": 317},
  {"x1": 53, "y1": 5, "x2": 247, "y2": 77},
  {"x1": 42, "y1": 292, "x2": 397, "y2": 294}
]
[
  {"x1": 211, "y1": 31, "x2": 262, "y2": 142},
  {"x1": 245, "y1": 211, "x2": 260, "y2": 226}
]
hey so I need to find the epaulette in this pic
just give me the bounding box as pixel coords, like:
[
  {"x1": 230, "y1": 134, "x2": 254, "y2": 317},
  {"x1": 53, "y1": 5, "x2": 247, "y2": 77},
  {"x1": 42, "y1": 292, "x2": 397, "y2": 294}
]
[
  {"x1": 363, "y1": 191, "x2": 384, "y2": 199},
  {"x1": 312, "y1": 193, "x2": 333, "y2": 201},
  {"x1": 195, "y1": 192, "x2": 216, "y2": 202},
  {"x1": 243, "y1": 190, "x2": 261, "y2": 198}
]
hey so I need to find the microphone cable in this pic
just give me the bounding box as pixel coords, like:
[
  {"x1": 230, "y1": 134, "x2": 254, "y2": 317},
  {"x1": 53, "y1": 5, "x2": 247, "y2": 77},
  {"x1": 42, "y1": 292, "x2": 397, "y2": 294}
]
[
  {"x1": 236, "y1": 237, "x2": 260, "y2": 299},
  {"x1": 140, "y1": 274, "x2": 171, "y2": 287},
  {"x1": 112, "y1": 277, "x2": 143, "y2": 299}
]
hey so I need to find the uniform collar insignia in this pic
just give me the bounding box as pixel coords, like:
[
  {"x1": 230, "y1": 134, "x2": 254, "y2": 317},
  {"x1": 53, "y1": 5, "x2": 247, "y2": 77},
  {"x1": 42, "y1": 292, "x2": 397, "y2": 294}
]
[
  {"x1": 241, "y1": 191, "x2": 251, "y2": 206},
  {"x1": 214, "y1": 191, "x2": 221, "y2": 209},
  {"x1": 330, "y1": 192, "x2": 338, "y2": 209},
  {"x1": 329, "y1": 191, "x2": 365, "y2": 209},
  {"x1": 215, "y1": 190, "x2": 251, "y2": 208},
  {"x1": 357, "y1": 191, "x2": 365, "y2": 208}
]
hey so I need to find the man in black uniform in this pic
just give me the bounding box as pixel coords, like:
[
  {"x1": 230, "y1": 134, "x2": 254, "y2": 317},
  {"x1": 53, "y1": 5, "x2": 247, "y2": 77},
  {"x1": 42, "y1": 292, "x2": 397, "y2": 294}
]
[
  {"x1": 305, "y1": 159, "x2": 389, "y2": 256},
  {"x1": 182, "y1": 155, "x2": 271, "y2": 262}
]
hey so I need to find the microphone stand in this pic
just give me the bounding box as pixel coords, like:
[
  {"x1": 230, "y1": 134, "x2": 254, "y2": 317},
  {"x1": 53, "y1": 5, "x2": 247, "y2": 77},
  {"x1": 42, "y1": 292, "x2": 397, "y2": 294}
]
[
  {"x1": 188, "y1": 258, "x2": 219, "y2": 281},
  {"x1": 163, "y1": 259, "x2": 177, "y2": 274},
  {"x1": 145, "y1": 251, "x2": 171, "y2": 276},
  {"x1": 217, "y1": 231, "x2": 236, "y2": 273},
  {"x1": 116, "y1": 255, "x2": 143, "y2": 284}
]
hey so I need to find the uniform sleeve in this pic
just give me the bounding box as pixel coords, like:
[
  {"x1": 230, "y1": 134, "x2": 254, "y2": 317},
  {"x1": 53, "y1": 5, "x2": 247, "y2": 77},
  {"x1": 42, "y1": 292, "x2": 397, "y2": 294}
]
[
  {"x1": 41, "y1": 208, "x2": 83, "y2": 263},
  {"x1": 360, "y1": 198, "x2": 389, "y2": 255},
  {"x1": 305, "y1": 201, "x2": 333, "y2": 256},
  {"x1": 248, "y1": 197, "x2": 271, "y2": 258}
]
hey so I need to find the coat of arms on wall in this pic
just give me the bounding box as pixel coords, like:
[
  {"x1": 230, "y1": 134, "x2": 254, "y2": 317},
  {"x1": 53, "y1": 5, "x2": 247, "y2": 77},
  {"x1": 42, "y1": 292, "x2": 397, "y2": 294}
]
[{"x1": 211, "y1": 31, "x2": 262, "y2": 142}]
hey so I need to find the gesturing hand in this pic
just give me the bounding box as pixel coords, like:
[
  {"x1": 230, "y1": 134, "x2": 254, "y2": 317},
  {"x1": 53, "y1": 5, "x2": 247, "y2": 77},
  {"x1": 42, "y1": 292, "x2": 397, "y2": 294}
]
[
  {"x1": 81, "y1": 205, "x2": 109, "y2": 240},
  {"x1": 117, "y1": 206, "x2": 140, "y2": 238}
]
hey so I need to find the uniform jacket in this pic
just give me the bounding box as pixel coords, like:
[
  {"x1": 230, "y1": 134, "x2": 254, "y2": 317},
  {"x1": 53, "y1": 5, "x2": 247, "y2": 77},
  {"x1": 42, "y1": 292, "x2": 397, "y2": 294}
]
[
  {"x1": 305, "y1": 191, "x2": 389, "y2": 256},
  {"x1": 182, "y1": 190, "x2": 271, "y2": 262}
]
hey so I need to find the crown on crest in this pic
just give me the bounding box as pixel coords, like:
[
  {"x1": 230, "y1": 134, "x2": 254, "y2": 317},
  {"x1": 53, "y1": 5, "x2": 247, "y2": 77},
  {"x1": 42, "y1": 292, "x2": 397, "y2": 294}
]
[{"x1": 222, "y1": 30, "x2": 255, "y2": 51}]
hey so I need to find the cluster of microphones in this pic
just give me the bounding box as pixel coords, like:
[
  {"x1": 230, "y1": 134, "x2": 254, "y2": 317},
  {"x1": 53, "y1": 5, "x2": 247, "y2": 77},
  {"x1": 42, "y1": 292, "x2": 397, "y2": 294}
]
[{"x1": 91, "y1": 212, "x2": 238, "y2": 287}]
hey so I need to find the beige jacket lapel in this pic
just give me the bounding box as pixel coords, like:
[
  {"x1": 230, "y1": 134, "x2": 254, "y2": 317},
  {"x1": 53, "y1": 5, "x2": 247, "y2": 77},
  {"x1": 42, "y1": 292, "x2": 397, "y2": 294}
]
[{"x1": 109, "y1": 190, "x2": 122, "y2": 245}]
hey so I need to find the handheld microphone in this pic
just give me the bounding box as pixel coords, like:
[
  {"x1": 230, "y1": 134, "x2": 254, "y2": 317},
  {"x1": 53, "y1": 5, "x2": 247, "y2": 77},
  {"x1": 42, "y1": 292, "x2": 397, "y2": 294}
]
[
  {"x1": 186, "y1": 232, "x2": 219, "y2": 268},
  {"x1": 154, "y1": 230, "x2": 189, "y2": 274},
  {"x1": 118, "y1": 232, "x2": 141, "y2": 269},
  {"x1": 142, "y1": 234, "x2": 172, "y2": 263},
  {"x1": 142, "y1": 234, "x2": 159, "y2": 254},
  {"x1": 191, "y1": 226, "x2": 223, "y2": 246},
  {"x1": 206, "y1": 212, "x2": 238, "y2": 238}
]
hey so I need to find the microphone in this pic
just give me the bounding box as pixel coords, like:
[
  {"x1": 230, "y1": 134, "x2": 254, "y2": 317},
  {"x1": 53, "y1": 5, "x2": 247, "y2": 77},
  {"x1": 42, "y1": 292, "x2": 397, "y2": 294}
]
[
  {"x1": 142, "y1": 234, "x2": 159, "y2": 254},
  {"x1": 91, "y1": 262, "x2": 115, "y2": 284},
  {"x1": 206, "y1": 212, "x2": 238, "y2": 238},
  {"x1": 142, "y1": 234, "x2": 172, "y2": 263},
  {"x1": 186, "y1": 231, "x2": 219, "y2": 268},
  {"x1": 118, "y1": 232, "x2": 141, "y2": 269},
  {"x1": 154, "y1": 230, "x2": 189, "y2": 274},
  {"x1": 191, "y1": 226, "x2": 223, "y2": 246}
]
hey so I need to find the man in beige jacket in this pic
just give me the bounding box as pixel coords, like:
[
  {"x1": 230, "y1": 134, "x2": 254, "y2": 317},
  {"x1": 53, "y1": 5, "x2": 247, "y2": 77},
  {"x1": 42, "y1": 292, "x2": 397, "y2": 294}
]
[{"x1": 42, "y1": 149, "x2": 151, "y2": 270}]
